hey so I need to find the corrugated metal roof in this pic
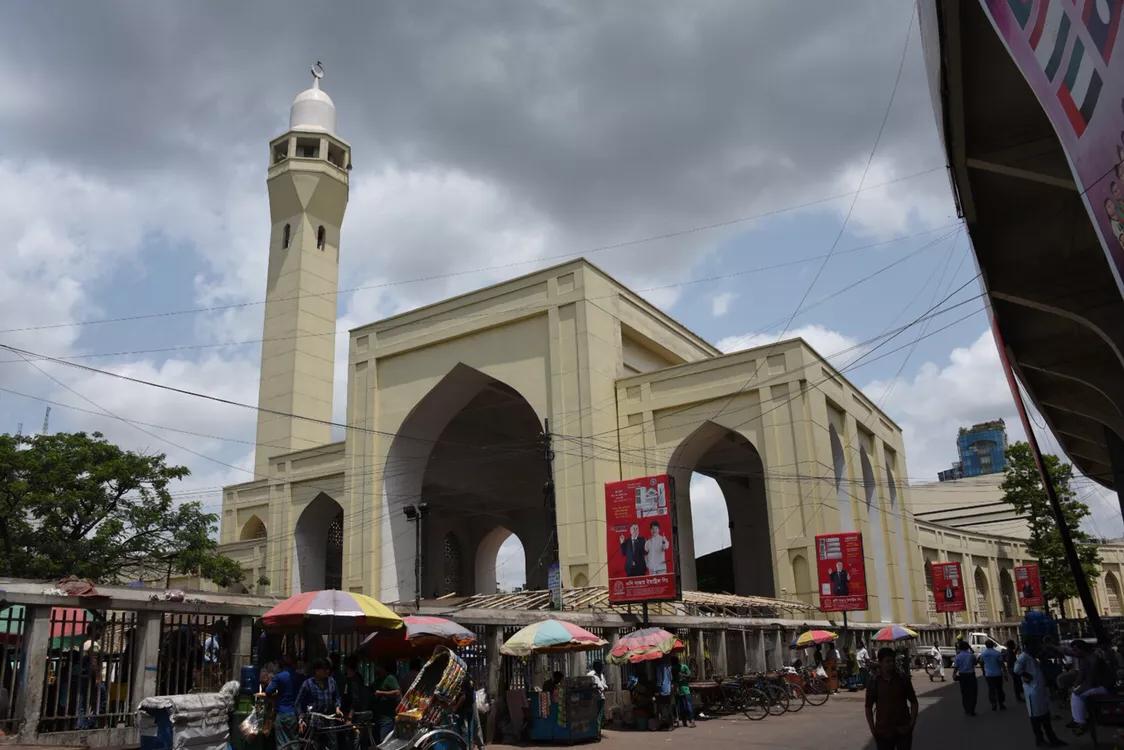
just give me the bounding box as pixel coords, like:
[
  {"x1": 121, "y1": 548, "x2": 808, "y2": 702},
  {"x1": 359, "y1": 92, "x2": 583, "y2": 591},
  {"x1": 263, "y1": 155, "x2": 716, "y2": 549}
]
[{"x1": 449, "y1": 586, "x2": 817, "y2": 617}]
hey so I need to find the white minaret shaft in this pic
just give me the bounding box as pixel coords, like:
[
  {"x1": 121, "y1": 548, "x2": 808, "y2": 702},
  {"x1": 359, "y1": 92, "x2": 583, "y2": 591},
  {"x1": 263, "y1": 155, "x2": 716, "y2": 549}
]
[{"x1": 254, "y1": 65, "x2": 350, "y2": 473}]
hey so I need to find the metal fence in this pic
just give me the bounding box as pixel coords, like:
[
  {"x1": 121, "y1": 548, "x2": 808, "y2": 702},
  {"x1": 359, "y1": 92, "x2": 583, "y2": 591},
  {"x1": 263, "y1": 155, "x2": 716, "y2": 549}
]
[
  {"x1": 500, "y1": 626, "x2": 525, "y2": 690},
  {"x1": 157, "y1": 614, "x2": 230, "y2": 695},
  {"x1": 0, "y1": 606, "x2": 25, "y2": 735},
  {"x1": 456, "y1": 624, "x2": 488, "y2": 687},
  {"x1": 38, "y1": 609, "x2": 137, "y2": 733}
]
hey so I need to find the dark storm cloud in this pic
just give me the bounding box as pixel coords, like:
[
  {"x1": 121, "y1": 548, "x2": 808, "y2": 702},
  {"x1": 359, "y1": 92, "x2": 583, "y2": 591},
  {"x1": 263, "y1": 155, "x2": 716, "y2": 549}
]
[{"x1": 0, "y1": 0, "x2": 939, "y2": 248}]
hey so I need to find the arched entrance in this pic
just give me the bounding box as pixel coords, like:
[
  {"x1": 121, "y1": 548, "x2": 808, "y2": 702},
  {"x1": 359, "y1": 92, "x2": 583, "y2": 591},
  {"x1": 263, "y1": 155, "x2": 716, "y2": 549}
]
[
  {"x1": 294, "y1": 493, "x2": 344, "y2": 592},
  {"x1": 383, "y1": 364, "x2": 549, "y2": 601},
  {"x1": 240, "y1": 515, "x2": 267, "y2": 541},
  {"x1": 999, "y1": 568, "x2": 1017, "y2": 620},
  {"x1": 667, "y1": 421, "x2": 772, "y2": 597},
  {"x1": 1106, "y1": 572, "x2": 1122, "y2": 615},
  {"x1": 473, "y1": 526, "x2": 528, "y2": 594},
  {"x1": 974, "y1": 567, "x2": 991, "y2": 623}
]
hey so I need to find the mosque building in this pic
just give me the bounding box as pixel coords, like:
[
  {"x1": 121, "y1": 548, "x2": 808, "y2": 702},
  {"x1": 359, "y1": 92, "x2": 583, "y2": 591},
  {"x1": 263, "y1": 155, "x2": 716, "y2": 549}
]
[{"x1": 219, "y1": 72, "x2": 1124, "y2": 625}]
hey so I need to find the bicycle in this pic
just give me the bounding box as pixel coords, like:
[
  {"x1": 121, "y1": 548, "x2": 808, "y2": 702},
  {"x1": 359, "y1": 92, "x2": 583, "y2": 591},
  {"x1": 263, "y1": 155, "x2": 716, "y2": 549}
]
[
  {"x1": 922, "y1": 655, "x2": 946, "y2": 682},
  {"x1": 798, "y1": 668, "x2": 831, "y2": 707},
  {"x1": 278, "y1": 711, "x2": 355, "y2": 750},
  {"x1": 742, "y1": 673, "x2": 789, "y2": 716}
]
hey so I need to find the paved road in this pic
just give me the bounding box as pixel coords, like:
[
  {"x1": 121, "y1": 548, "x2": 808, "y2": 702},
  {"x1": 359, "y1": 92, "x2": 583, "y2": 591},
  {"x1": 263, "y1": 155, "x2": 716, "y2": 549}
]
[{"x1": 492, "y1": 675, "x2": 1104, "y2": 749}]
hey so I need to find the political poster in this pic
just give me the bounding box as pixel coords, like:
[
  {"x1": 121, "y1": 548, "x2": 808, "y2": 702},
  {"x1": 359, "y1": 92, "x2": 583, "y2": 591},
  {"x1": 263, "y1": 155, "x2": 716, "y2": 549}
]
[
  {"x1": 980, "y1": 0, "x2": 1124, "y2": 297},
  {"x1": 931, "y1": 561, "x2": 967, "y2": 613},
  {"x1": 547, "y1": 562, "x2": 562, "y2": 610},
  {"x1": 815, "y1": 532, "x2": 868, "y2": 612},
  {"x1": 605, "y1": 474, "x2": 679, "y2": 604},
  {"x1": 1015, "y1": 563, "x2": 1045, "y2": 608}
]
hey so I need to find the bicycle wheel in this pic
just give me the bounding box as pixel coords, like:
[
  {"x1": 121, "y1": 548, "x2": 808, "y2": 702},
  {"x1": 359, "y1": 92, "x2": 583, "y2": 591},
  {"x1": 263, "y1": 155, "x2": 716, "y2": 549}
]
[
  {"x1": 803, "y1": 677, "x2": 830, "y2": 706},
  {"x1": 784, "y1": 682, "x2": 806, "y2": 712},
  {"x1": 415, "y1": 728, "x2": 469, "y2": 750},
  {"x1": 741, "y1": 688, "x2": 769, "y2": 721},
  {"x1": 765, "y1": 685, "x2": 788, "y2": 715}
]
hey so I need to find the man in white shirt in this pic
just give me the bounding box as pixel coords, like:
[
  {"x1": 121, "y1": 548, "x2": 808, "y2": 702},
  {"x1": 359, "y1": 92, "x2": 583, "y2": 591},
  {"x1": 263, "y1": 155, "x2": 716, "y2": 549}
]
[{"x1": 586, "y1": 661, "x2": 608, "y2": 735}]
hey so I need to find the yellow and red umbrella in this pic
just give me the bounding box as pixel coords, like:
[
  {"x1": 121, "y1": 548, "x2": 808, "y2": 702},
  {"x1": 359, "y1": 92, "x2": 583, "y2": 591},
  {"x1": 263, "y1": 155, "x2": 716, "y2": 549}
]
[
  {"x1": 262, "y1": 590, "x2": 403, "y2": 634},
  {"x1": 607, "y1": 627, "x2": 685, "y2": 664},
  {"x1": 872, "y1": 624, "x2": 919, "y2": 642},
  {"x1": 500, "y1": 619, "x2": 606, "y2": 657},
  {"x1": 794, "y1": 630, "x2": 838, "y2": 648}
]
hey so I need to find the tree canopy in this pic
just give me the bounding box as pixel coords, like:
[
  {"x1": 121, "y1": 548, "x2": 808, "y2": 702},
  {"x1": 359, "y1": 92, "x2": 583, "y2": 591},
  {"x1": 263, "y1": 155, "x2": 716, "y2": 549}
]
[
  {"x1": 0, "y1": 431, "x2": 244, "y2": 587},
  {"x1": 1001, "y1": 441, "x2": 1100, "y2": 610}
]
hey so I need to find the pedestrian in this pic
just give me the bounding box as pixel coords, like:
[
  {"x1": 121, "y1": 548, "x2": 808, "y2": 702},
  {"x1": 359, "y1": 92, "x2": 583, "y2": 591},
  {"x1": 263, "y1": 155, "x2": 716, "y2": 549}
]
[
  {"x1": 1066, "y1": 640, "x2": 1114, "y2": 735},
  {"x1": 980, "y1": 639, "x2": 1007, "y2": 711},
  {"x1": 265, "y1": 655, "x2": 300, "y2": 748},
  {"x1": 953, "y1": 640, "x2": 979, "y2": 716},
  {"x1": 76, "y1": 622, "x2": 107, "y2": 730},
  {"x1": 1005, "y1": 640, "x2": 1024, "y2": 703},
  {"x1": 586, "y1": 660, "x2": 607, "y2": 731},
  {"x1": 1013, "y1": 640, "x2": 1066, "y2": 747},
  {"x1": 928, "y1": 643, "x2": 945, "y2": 681},
  {"x1": 865, "y1": 647, "x2": 919, "y2": 750},
  {"x1": 294, "y1": 659, "x2": 342, "y2": 750},
  {"x1": 369, "y1": 661, "x2": 401, "y2": 742},
  {"x1": 825, "y1": 640, "x2": 841, "y2": 692},
  {"x1": 673, "y1": 656, "x2": 696, "y2": 728}
]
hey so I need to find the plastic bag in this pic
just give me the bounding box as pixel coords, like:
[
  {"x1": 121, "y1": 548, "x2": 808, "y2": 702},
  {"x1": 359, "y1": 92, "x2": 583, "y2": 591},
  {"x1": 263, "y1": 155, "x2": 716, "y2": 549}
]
[{"x1": 241, "y1": 707, "x2": 265, "y2": 738}]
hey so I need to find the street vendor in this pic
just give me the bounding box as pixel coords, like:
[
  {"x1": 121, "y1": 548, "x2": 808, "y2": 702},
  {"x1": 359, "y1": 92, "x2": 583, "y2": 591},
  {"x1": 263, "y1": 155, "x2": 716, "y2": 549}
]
[
  {"x1": 541, "y1": 671, "x2": 564, "y2": 696},
  {"x1": 369, "y1": 662, "x2": 401, "y2": 742}
]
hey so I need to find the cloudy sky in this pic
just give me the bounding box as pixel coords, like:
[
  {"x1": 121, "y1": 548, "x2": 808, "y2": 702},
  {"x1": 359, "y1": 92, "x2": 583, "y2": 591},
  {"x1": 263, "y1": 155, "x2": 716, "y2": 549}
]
[{"x1": 0, "y1": 1, "x2": 1118, "y2": 588}]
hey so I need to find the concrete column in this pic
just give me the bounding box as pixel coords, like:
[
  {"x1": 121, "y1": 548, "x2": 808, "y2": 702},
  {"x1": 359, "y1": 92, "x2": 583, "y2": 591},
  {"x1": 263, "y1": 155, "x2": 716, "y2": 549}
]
[
  {"x1": 131, "y1": 611, "x2": 163, "y2": 704},
  {"x1": 741, "y1": 630, "x2": 749, "y2": 674},
  {"x1": 716, "y1": 630, "x2": 728, "y2": 677},
  {"x1": 16, "y1": 605, "x2": 51, "y2": 742},
  {"x1": 695, "y1": 631, "x2": 706, "y2": 679},
  {"x1": 230, "y1": 615, "x2": 254, "y2": 674},
  {"x1": 753, "y1": 629, "x2": 766, "y2": 672},
  {"x1": 607, "y1": 629, "x2": 623, "y2": 691},
  {"x1": 485, "y1": 626, "x2": 503, "y2": 698},
  {"x1": 772, "y1": 630, "x2": 783, "y2": 670}
]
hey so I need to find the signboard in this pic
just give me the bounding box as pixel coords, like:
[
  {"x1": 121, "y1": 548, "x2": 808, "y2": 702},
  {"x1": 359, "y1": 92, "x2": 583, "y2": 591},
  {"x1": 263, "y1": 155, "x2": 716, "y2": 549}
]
[
  {"x1": 547, "y1": 562, "x2": 562, "y2": 610},
  {"x1": 980, "y1": 0, "x2": 1124, "y2": 296},
  {"x1": 931, "y1": 561, "x2": 967, "y2": 613},
  {"x1": 815, "y1": 532, "x2": 868, "y2": 612},
  {"x1": 605, "y1": 474, "x2": 679, "y2": 604},
  {"x1": 1016, "y1": 563, "x2": 1045, "y2": 608}
]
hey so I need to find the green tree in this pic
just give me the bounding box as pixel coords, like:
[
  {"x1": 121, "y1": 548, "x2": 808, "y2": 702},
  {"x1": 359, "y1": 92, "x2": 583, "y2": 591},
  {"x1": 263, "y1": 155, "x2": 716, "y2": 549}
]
[
  {"x1": 0, "y1": 431, "x2": 244, "y2": 587},
  {"x1": 1001, "y1": 441, "x2": 1100, "y2": 610}
]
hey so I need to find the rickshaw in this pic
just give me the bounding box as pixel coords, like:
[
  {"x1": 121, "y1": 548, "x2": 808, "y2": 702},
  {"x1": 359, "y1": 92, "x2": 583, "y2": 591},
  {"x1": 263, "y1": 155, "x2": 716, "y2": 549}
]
[{"x1": 379, "y1": 646, "x2": 477, "y2": 750}]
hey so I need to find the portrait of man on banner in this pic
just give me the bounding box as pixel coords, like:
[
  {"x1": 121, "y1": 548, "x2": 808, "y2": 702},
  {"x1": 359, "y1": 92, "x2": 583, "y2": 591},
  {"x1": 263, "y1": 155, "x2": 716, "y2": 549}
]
[
  {"x1": 1015, "y1": 563, "x2": 1044, "y2": 608},
  {"x1": 931, "y1": 561, "x2": 966, "y2": 613},
  {"x1": 815, "y1": 532, "x2": 868, "y2": 612},
  {"x1": 606, "y1": 475, "x2": 679, "y2": 604}
]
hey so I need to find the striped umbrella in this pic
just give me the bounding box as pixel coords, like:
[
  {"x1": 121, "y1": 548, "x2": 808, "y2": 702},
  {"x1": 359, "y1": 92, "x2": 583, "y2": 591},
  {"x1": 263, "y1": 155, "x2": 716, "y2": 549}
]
[
  {"x1": 872, "y1": 624, "x2": 919, "y2": 642},
  {"x1": 607, "y1": 627, "x2": 685, "y2": 665},
  {"x1": 358, "y1": 615, "x2": 476, "y2": 658},
  {"x1": 261, "y1": 590, "x2": 403, "y2": 634},
  {"x1": 500, "y1": 619, "x2": 607, "y2": 657},
  {"x1": 794, "y1": 630, "x2": 838, "y2": 648}
]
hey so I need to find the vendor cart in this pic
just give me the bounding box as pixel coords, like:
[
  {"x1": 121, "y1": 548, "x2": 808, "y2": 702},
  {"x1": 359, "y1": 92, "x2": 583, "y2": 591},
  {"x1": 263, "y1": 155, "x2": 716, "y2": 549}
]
[
  {"x1": 138, "y1": 680, "x2": 240, "y2": 750},
  {"x1": 528, "y1": 676, "x2": 600, "y2": 743}
]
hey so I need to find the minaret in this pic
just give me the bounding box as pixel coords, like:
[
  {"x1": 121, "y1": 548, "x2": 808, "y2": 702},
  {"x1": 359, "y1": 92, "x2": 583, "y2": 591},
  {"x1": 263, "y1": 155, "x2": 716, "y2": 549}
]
[{"x1": 254, "y1": 63, "x2": 350, "y2": 473}]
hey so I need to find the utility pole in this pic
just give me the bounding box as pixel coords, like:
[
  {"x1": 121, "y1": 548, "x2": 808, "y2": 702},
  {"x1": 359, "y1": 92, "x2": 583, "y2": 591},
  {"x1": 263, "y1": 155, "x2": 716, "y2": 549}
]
[
  {"x1": 542, "y1": 419, "x2": 561, "y2": 609},
  {"x1": 404, "y1": 503, "x2": 428, "y2": 612}
]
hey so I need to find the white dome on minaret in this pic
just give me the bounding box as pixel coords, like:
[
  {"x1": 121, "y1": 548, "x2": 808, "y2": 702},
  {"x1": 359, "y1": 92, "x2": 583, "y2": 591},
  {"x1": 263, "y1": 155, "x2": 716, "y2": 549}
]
[{"x1": 289, "y1": 62, "x2": 337, "y2": 134}]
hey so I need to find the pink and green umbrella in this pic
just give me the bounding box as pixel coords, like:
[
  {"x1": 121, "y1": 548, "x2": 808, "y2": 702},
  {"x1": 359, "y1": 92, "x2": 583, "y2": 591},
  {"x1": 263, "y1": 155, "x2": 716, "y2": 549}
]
[
  {"x1": 500, "y1": 619, "x2": 607, "y2": 657},
  {"x1": 261, "y1": 590, "x2": 403, "y2": 634},
  {"x1": 607, "y1": 627, "x2": 685, "y2": 665},
  {"x1": 872, "y1": 624, "x2": 919, "y2": 642}
]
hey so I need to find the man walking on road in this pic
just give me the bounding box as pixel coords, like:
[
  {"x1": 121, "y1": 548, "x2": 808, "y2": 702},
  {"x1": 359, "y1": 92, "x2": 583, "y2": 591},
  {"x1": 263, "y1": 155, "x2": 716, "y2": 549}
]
[
  {"x1": 953, "y1": 641, "x2": 979, "y2": 716},
  {"x1": 865, "y1": 647, "x2": 919, "y2": 750},
  {"x1": 1014, "y1": 640, "x2": 1066, "y2": 747},
  {"x1": 980, "y1": 640, "x2": 1007, "y2": 711}
]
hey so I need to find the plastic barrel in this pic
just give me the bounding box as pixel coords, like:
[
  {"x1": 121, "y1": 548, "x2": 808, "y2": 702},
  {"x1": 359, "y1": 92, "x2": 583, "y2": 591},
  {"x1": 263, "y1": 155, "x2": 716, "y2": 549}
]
[{"x1": 240, "y1": 664, "x2": 260, "y2": 694}]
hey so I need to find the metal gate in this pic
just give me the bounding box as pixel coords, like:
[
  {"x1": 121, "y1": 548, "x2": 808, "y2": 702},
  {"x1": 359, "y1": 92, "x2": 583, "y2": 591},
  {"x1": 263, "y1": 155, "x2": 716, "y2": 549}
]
[{"x1": 157, "y1": 614, "x2": 229, "y2": 695}]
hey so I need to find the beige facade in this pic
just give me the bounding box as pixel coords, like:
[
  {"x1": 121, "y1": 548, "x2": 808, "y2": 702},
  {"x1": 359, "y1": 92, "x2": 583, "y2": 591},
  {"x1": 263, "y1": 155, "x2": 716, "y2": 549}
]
[{"x1": 219, "y1": 77, "x2": 1120, "y2": 627}]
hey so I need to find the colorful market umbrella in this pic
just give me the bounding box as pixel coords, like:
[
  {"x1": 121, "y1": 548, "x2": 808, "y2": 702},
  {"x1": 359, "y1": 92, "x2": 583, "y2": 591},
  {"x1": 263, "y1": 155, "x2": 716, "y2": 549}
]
[
  {"x1": 872, "y1": 624, "x2": 919, "y2": 642},
  {"x1": 607, "y1": 627, "x2": 685, "y2": 665},
  {"x1": 500, "y1": 619, "x2": 607, "y2": 657},
  {"x1": 261, "y1": 590, "x2": 403, "y2": 634},
  {"x1": 358, "y1": 615, "x2": 476, "y2": 658},
  {"x1": 793, "y1": 630, "x2": 839, "y2": 648}
]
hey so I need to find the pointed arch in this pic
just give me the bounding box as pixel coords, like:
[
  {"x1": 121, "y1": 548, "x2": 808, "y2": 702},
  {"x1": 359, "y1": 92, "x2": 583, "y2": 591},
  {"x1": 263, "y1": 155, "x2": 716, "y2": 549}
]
[
  {"x1": 860, "y1": 446, "x2": 892, "y2": 620},
  {"x1": 974, "y1": 566, "x2": 991, "y2": 623},
  {"x1": 294, "y1": 493, "x2": 344, "y2": 592},
  {"x1": 791, "y1": 554, "x2": 811, "y2": 604},
  {"x1": 999, "y1": 568, "x2": 1017, "y2": 620},
  {"x1": 240, "y1": 514, "x2": 267, "y2": 541},
  {"x1": 828, "y1": 423, "x2": 854, "y2": 532},
  {"x1": 382, "y1": 364, "x2": 548, "y2": 601},
  {"x1": 1106, "y1": 572, "x2": 1122, "y2": 615},
  {"x1": 667, "y1": 420, "x2": 772, "y2": 597}
]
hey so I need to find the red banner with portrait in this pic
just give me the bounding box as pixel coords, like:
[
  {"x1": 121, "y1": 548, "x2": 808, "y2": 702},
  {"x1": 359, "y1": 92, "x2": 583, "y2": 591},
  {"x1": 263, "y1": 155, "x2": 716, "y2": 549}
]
[
  {"x1": 815, "y1": 532, "x2": 868, "y2": 612},
  {"x1": 1016, "y1": 563, "x2": 1045, "y2": 608},
  {"x1": 931, "y1": 561, "x2": 967, "y2": 613},
  {"x1": 605, "y1": 474, "x2": 680, "y2": 604}
]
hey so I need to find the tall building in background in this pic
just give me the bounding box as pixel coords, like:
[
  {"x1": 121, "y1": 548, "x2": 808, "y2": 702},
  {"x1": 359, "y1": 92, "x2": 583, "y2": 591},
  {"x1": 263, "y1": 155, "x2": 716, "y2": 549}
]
[{"x1": 938, "y1": 419, "x2": 1007, "y2": 482}]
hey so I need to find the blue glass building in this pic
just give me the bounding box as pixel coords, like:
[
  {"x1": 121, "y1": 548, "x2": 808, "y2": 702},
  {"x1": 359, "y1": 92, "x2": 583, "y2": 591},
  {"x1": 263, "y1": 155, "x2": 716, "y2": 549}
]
[{"x1": 938, "y1": 420, "x2": 1008, "y2": 481}]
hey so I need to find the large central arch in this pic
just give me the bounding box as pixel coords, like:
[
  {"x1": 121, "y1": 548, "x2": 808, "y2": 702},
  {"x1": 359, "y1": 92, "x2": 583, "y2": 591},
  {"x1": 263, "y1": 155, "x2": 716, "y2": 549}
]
[
  {"x1": 382, "y1": 364, "x2": 549, "y2": 601},
  {"x1": 668, "y1": 421, "x2": 773, "y2": 597}
]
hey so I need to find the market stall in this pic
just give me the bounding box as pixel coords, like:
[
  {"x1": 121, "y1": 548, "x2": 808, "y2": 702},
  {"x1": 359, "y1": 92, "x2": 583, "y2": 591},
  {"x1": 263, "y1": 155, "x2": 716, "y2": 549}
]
[
  {"x1": 607, "y1": 627, "x2": 685, "y2": 730},
  {"x1": 501, "y1": 619, "x2": 607, "y2": 743}
]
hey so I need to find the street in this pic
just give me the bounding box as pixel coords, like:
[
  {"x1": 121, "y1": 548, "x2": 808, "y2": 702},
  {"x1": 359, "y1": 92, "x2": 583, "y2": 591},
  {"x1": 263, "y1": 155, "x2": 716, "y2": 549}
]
[{"x1": 494, "y1": 677, "x2": 1104, "y2": 750}]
